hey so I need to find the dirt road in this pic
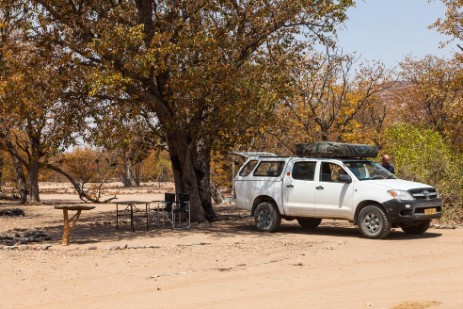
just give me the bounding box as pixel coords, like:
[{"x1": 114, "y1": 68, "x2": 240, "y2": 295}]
[{"x1": 0, "y1": 200, "x2": 462, "y2": 309}]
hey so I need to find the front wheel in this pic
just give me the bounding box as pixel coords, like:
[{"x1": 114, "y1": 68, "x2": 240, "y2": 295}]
[
  {"x1": 400, "y1": 220, "x2": 431, "y2": 234},
  {"x1": 254, "y1": 201, "x2": 281, "y2": 232},
  {"x1": 358, "y1": 205, "x2": 391, "y2": 239}
]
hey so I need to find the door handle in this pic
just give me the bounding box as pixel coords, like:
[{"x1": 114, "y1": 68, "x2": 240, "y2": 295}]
[
  {"x1": 286, "y1": 184, "x2": 294, "y2": 188},
  {"x1": 316, "y1": 186, "x2": 324, "y2": 190}
]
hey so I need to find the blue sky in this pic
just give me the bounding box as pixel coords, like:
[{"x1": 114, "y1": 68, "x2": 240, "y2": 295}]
[{"x1": 336, "y1": 0, "x2": 458, "y2": 68}]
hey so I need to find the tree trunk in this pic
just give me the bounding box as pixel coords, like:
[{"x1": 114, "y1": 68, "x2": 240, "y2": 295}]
[
  {"x1": 120, "y1": 161, "x2": 133, "y2": 187},
  {"x1": 0, "y1": 153, "x2": 3, "y2": 193},
  {"x1": 166, "y1": 133, "x2": 218, "y2": 223},
  {"x1": 12, "y1": 154, "x2": 27, "y2": 204},
  {"x1": 133, "y1": 163, "x2": 141, "y2": 187},
  {"x1": 28, "y1": 158, "x2": 41, "y2": 204},
  {"x1": 210, "y1": 181, "x2": 224, "y2": 205}
]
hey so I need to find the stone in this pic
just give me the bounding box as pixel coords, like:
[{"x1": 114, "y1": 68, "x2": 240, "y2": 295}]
[{"x1": 39, "y1": 245, "x2": 52, "y2": 250}]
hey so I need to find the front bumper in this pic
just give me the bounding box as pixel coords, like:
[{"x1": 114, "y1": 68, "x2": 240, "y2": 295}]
[{"x1": 383, "y1": 198, "x2": 442, "y2": 224}]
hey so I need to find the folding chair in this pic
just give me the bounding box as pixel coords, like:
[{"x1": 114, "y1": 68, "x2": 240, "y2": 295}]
[
  {"x1": 172, "y1": 193, "x2": 190, "y2": 229},
  {"x1": 157, "y1": 193, "x2": 176, "y2": 228}
]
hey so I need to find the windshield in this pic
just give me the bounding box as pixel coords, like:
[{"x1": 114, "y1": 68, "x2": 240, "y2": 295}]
[{"x1": 343, "y1": 160, "x2": 396, "y2": 181}]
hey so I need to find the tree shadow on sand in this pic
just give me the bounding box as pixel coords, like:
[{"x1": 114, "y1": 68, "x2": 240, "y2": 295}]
[{"x1": 4, "y1": 202, "x2": 443, "y2": 245}]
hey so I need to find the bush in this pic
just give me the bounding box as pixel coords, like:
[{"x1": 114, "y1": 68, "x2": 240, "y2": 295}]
[{"x1": 382, "y1": 123, "x2": 463, "y2": 222}]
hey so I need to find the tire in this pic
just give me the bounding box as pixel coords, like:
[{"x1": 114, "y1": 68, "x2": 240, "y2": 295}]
[
  {"x1": 400, "y1": 220, "x2": 431, "y2": 234},
  {"x1": 254, "y1": 201, "x2": 281, "y2": 232},
  {"x1": 297, "y1": 218, "x2": 322, "y2": 229},
  {"x1": 358, "y1": 205, "x2": 391, "y2": 239}
]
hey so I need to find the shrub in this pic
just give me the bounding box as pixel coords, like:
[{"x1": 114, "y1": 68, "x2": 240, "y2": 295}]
[{"x1": 382, "y1": 123, "x2": 463, "y2": 222}]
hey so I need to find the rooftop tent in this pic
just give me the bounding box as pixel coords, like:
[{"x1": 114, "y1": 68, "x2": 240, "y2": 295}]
[{"x1": 295, "y1": 142, "x2": 378, "y2": 158}]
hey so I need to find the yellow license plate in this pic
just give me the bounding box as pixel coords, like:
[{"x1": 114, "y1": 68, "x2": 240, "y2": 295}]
[{"x1": 424, "y1": 208, "x2": 437, "y2": 215}]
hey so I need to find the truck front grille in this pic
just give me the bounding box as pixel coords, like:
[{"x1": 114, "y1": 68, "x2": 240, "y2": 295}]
[{"x1": 409, "y1": 188, "x2": 438, "y2": 200}]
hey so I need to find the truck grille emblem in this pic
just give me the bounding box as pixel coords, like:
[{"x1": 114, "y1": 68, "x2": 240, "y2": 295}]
[{"x1": 423, "y1": 190, "x2": 431, "y2": 200}]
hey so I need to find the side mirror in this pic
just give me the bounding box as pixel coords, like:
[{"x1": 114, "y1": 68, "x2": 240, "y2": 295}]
[{"x1": 339, "y1": 173, "x2": 352, "y2": 183}]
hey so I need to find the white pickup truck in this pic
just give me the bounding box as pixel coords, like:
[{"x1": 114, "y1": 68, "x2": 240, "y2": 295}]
[{"x1": 233, "y1": 153, "x2": 442, "y2": 239}]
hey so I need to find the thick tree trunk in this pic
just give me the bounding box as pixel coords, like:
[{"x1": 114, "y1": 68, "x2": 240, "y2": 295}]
[{"x1": 166, "y1": 133, "x2": 218, "y2": 223}]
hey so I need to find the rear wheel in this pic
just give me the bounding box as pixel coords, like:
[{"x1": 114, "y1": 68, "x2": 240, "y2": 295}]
[
  {"x1": 400, "y1": 220, "x2": 431, "y2": 234},
  {"x1": 297, "y1": 218, "x2": 322, "y2": 229},
  {"x1": 358, "y1": 205, "x2": 391, "y2": 239},
  {"x1": 254, "y1": 201, "x2": 281, "y2": 232}
]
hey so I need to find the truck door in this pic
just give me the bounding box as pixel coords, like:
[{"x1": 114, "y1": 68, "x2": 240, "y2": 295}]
[
  {"x1": 314, "y1": 161, "x2": 354, "y2": 218},
  {"x1": 283, "y1": 160, "x2": 317, "y2": 216}
]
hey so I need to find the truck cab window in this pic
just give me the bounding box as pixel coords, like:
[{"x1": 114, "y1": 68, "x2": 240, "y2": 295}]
[
  {"x1": 254, "y1": 161, "x2": 285, "y2": 177},
  {"x1": 320, "y1": 162, "x2": 346, "y2": 183},
  {"x1": 239, "y1": 160, "x2": 258, "y2": 176},
  {"x1": 292, "y1": 161, "x2": 316, "y2": 181}
]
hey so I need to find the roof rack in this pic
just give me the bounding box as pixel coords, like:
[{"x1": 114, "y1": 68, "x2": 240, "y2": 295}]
[{"x1": 229, "y1": 151, "x2": 278, "y2": 159}]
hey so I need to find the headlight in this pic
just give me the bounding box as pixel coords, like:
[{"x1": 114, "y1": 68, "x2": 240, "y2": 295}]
[{"x1": 387, "y1": 189, "x2": 414, "y2": 201}]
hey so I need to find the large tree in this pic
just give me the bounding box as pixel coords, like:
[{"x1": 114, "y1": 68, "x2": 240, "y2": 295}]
[
  {"x1": 1, "y1": 0, "x2": 98, "y2": 203},
  {"x1": 267, "y1": 50, "x2": 388, "y2": 150},
  {"x1": 0, "y1": 0, "x2": 31, "y2": 202},
  {"x1": 433, "y1": 0, "x2": 463, "y2": 42},
  {"x1": 396, "y1": 55, "x2": 463, "y2": 150},
  {"x1": 32, "y1": 0, "x2": 354, "y2": 221},
  {"x1": 1, "y1": 30, "x2": 89, "y2": 203}
]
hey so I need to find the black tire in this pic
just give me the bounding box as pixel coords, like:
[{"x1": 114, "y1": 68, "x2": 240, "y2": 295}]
[
  {"x1": 254, "y1": 201, "x2": 281, "y2": 232},
  {"x1": 297, "y1": 218, "x2": 322, "y2": 229},
  {"x1": 358, "y1": 205, "x2": 391, "y2": 239},
  {"x1": 400, "y1": 220, "x2": 431, "y2": 234}
]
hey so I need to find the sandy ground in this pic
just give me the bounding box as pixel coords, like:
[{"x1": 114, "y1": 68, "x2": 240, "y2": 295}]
[{"x1": 0, "y1": 183, "x2": 462, "y2": 309}]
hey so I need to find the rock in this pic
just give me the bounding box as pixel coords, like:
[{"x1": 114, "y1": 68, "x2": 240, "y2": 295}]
[
  {"x1": 108, "y1": 244, "x2": 128, "y2": 250},
  {"x1": 4, "y1": 240, "x2": 15, "y2": 246},
  {"x1": 128, "y1": 245, "x2": 146, "y2": 249},
  {"x1": 0, "y1": 208, "x2": 25, "y2": 217},
  {"x1": 0, "y1": 229, "x2": 52, "y2": 246},
  {"x1": 18, "y1": 237, "x2": 29, "y2": 244}
]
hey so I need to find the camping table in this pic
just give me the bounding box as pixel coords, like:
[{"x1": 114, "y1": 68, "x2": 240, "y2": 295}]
[
  {"x1": 54, "y1": 205, "x2": 95, "y2": 245},
  {"x1": 114, "y1": 200, "x2": 150, "y2": 232}
]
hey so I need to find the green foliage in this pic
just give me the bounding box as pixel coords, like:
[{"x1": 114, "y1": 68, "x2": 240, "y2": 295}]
[
  {"x1": 382, "y1": 123, "x2": 463, "y2": 221},
  {"x1": 382, "y1": 123, "x2": 450, "y2": 184}
]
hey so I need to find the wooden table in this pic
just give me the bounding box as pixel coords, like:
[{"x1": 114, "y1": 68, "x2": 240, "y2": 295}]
[
  {"x1": 114, "y1": 201, "x2": 150, "y2": 232},
  {"x1": 54, "y1": 205, "x2": 95, "y2": 245}
]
